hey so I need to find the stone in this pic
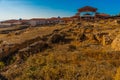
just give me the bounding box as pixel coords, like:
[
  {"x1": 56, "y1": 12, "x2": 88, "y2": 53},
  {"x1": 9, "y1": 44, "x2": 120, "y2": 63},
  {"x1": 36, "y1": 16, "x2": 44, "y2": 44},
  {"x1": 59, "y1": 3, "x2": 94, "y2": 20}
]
[
  {"x1": 94, "y1": 32, "x2": 109, "y2": 43},
  {"x1": 78, "y1": 33, "x2": 87, "y2": 42},
  {"x1": 115, "y1": 20, "x2": 120, "y2": 24},
  {"x1": 84, "y1": 28, "x2": 93, "y2": 33},
  {"x1": 102, "y1": 35, "x2": 112, "y2": 46},
  {"x1": 50, "y1": 33, "x2": 65, "y2": 43},
  {"x1": 112, "y1": 35, "x2": 120, "y2": 51},
  {"x1": 85, "y1": 33, "x2": 96, "y2": 40},
  {"x1": 18, "y1": 41, "x2": 49, "y2": 60}
]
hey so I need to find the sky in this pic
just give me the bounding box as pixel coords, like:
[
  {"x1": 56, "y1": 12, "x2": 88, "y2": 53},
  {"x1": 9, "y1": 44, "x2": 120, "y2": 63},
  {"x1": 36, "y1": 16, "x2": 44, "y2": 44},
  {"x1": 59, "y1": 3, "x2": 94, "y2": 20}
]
[{"x1": 0, "y1": 0, "x2": 120, "y2": 20}]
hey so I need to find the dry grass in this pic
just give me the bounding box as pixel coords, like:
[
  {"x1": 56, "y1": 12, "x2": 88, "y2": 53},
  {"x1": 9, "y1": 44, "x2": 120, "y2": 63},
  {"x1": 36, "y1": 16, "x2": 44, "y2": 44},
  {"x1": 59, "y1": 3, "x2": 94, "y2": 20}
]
[
  {"x1": 115, "y1": 67, "x2": 120, "y2": 80},
  {"x1": 0, "y1": 19, "x2": 120, "y2": 80},
  {"x1": 2, "y1": 48, "x2": 120, "y2": 80},
  {"x1": 0, "y1": 25, "x2": 64, "y2": 44}
]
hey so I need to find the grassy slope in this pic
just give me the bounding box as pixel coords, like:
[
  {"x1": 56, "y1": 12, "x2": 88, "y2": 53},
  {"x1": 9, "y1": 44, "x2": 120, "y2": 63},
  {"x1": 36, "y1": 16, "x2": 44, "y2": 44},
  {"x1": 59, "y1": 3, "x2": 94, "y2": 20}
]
[
  {"x1": 3, "y1": 44, "x2": 120, "y2": 80},
  {"x1": 0, "y1": 25, "x2": 64, "y2": 44},
  {"x1": 0, "y1": 20, "x2": 120, "y2": 80}
]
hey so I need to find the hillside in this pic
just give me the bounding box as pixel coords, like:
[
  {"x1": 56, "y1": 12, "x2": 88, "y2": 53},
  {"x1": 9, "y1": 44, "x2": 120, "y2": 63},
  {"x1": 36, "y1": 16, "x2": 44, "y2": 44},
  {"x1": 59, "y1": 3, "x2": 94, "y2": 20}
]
[{"x1": 0, "y1": 19, "x2": 120, "y2": 80}]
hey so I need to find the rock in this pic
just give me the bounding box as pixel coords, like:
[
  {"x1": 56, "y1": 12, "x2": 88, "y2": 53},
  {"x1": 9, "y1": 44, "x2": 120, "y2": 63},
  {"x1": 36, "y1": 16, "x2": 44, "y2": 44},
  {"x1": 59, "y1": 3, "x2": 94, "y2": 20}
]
[
  {"x1": 77, "y1": 22, "x2": 81, "y2": 25},
  {"x1": 78, "y1": 33, "x2": 87, "y2": 42},
  {"x1": 85, "y1": 33, "x2": 94, "y2": 40},
  {"x1": 50, "y1": 33, "x2": 65, "y2": 43},
  {"x1": 84, "y1": 28, "x2": 93, "y2": 33},
  {"x1": 14, "y1": 31, "x2": 22, "y2": 35},
  {"x1": 53, "y1": 29, "x2": 60, "y2": 33},
  {"x1": 102, "y1": 35, "x2": 112, "y2": 46},
  {"x1": 112, "y1": 35, "x2": 120, "y2": 51},
  {"x1": 94, "y1": 32, "x2": 109, "y2": 42},
  {"x1": 114, "y1": 20, "x2": 120, "y2": 24},
  {"x1": 0, "y1": 43, "x2": 18, "y2": 59},
  {"x1": 30, "y1": 41, "x2": 49, "y2": 52},
  {"x1": 76, "y1": 22, "x2": 81, "y2": 28},
  {"x1": 18, "y1": 41, "x2": 49, "y2": 60},
  {"x1": 13, "y1": 65, "x2": 18, "y2": 68},
  {"x1": 68, "y1": 44, "x2": 76, "y2": 51},
  {"x1": 18, "y1": 47, "x2": 31, "y2": 60}
]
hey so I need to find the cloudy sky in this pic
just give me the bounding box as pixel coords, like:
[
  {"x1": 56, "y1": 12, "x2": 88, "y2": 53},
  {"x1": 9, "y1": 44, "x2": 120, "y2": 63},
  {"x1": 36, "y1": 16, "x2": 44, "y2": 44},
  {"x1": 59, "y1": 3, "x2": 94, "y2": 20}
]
[{"x1": 0, "y1": 0, "x2": 120, "y2": 20}]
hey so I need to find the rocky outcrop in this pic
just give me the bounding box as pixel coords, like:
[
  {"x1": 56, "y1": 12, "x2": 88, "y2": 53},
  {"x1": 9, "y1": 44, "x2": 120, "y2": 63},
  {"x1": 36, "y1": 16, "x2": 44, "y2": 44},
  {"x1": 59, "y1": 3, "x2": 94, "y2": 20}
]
[
  {"x1": 102, "y1": 35, "x2": 112, "y2": 46},
  {"x1": 18, "y1": 41, "x2": 49, "y2": 60},
  {"x1": 0, "y1": 42, "x2": 19, "y2": 60},
  {"x1": 49, "y1": 33, "x2": 65, "y2": 43},
  {"x1": 0, "y1": 36, "x2": 46, "y2": 60},
  {"x1": 112, "y1": 35, "x2": 120, "y2": 51},
  {"x1": 114, "y1": 20, "x2": 120, "y2": 24},
  {"x1": 94, "y1": 32, "x2": 109, "y2": 43}
]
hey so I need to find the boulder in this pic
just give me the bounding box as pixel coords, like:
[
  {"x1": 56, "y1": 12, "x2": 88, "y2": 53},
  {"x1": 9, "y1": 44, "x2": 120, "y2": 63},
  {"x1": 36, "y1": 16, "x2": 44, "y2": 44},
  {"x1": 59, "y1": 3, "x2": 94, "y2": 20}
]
[
  {"x1": 85, "y1": 33, "x2": 95, "y2": 40},
  {"x1": 112, "y1": 35, "x2": 120, "y2": 51},
  {"x1": 102, "y1": 35, "x2": 112, "y2": 46},
  {"x1": 84, "y1": 28, "x2": 93, "y2": 33},
  {"x1": 50, "y1": 33, "x2": 65, "y2": 43},
  {"x1": 78, "y1": 33, "x2": 87, "y2": 42},
  {"x1": 76, "y1": 22, "x2": 81, "y2": 25},
  {"x1": 114, "y1": 20, "x2": 120, "y2": 24},
  {"x1": 94, "y1": 32, "x2": 109, "y2": 43}
]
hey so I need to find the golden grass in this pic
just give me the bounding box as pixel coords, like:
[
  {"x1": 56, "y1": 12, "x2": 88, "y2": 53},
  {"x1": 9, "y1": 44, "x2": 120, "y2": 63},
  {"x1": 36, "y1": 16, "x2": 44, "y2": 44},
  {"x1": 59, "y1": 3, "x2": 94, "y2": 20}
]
[
  {"x1": 115, "y1": 67, "x2": 120, "y2": 80},
  {"x1": 1, "y1": 19, "x2": 120, "y2": 80},
  {"x1": 3, "y1": 50, "x2": 120, "y2": 80},
  {"x1": 0, "y1": 25, "x2": 64, "y2": 44}
]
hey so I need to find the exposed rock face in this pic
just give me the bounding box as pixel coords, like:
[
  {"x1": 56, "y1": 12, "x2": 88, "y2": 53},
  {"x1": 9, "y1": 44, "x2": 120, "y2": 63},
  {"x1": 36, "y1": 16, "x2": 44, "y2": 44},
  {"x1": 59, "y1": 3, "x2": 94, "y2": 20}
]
[
  {"x1": 18, "y1": 41, "x2": 49, "y2": 60},
  {"x1": 112, "y1": 35, "x2": 120, "y2": 51},
  {"x1": 0, "y1": 42, "x2": 19, "y2": 59}
]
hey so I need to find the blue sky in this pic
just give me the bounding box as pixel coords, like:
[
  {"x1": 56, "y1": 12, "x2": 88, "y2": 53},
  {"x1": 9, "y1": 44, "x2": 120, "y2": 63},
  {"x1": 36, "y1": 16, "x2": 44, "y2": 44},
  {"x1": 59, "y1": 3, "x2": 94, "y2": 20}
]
[{"x1": 0, "y1": 0, "x2": 120, "y2": 20}]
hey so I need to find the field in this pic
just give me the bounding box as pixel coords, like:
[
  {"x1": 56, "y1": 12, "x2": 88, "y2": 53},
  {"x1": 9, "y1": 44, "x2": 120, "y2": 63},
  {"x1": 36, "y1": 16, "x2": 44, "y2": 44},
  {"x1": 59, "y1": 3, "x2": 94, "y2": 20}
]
[{"x1": 0, "y1": 19, "x2": 120, "y2": 80}]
